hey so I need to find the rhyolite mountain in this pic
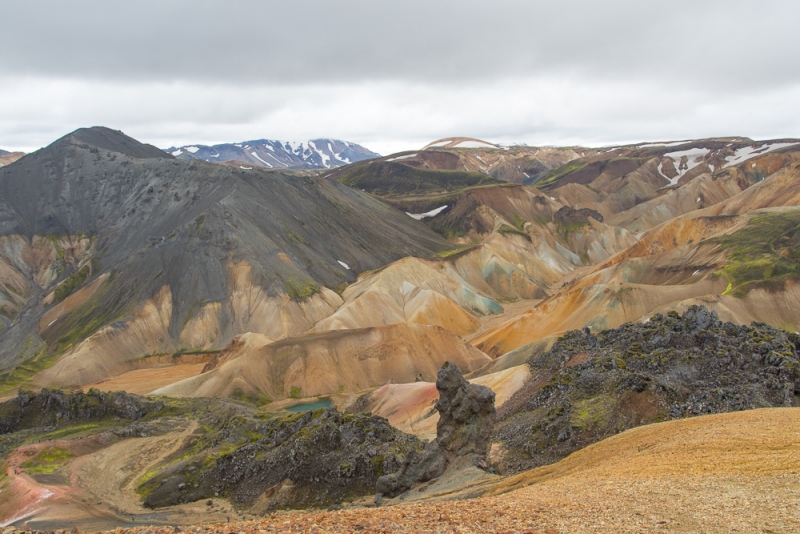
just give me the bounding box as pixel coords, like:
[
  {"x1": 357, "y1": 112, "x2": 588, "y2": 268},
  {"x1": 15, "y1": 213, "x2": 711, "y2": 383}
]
[
  {"x1": 1, "y1": 127, "x2": 800, "y2": 407},
  {"x1": 0, "y1": 127, "x2": 450, "y2": 384},
  {"x1": 165, "y1": 138, "x2": 380, "y2": 170},
  {"x1": 2, "y1": 127, "x2": 800, "y2": 529},
  {"x1": 0, "y1": 149, "x2": 24, "y2": 167}
]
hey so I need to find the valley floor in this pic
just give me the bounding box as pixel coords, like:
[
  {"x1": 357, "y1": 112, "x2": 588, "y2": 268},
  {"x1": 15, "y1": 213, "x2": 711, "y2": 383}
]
[{"x1": 97, "y1": 408, "x2": 800, "y2": 534}]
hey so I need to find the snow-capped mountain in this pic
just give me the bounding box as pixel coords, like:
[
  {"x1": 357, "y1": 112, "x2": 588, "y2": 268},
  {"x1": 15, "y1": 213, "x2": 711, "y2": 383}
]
[{"x1": 164, "y1": 139, "x2": 380, "y2": 169}]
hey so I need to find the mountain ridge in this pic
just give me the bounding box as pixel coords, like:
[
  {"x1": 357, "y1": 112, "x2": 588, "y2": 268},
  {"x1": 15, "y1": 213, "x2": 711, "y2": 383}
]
[{"x1": 165, "y1": 138, "x2": 380, "y2": 170}]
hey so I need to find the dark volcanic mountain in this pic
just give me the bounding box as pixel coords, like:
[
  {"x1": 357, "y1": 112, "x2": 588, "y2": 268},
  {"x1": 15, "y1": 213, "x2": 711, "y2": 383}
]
[
  {"x1": 0, "y1": 127, "x2": 450, "y2": 387},
  {"x1": 165, "y1": 138, "x2": 380, "y2": 170}
]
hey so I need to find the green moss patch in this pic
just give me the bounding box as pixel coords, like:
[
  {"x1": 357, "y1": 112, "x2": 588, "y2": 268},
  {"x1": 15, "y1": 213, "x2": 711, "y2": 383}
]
[
  {"x1": 712, "y1": 209, "x2": 800, "y2": 296},
  {"x1": 570, "y1": 395, "x2": 616, "y2": 431},
  {"x1": 497, "y1": 224, "x2": 532, "y2": 242},
  {"x1": 21, "y1": 446, "x2": 73, "y2": 475},
  {"x1": 0, "y1": 339, "x2": 51, "y2": 394},
  {"x1": 282, "y1": 276, "x2": 320, "y2": 300},
  {"x1": 536, "y1": 160, "x2": 589, "y2": 189},
  {"x1": 54, "y1": 265, "x2": 90, "y2": 303},
  {"x1": 337, "y1": 162, "x2": 500, "y2": 196},
  {"x1": 232, "y1": 387, "x2": 272, "y2": 407}
]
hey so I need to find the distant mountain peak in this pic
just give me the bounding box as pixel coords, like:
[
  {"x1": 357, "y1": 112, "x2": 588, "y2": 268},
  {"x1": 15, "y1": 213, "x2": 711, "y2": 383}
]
[
  {"x1": 166, "y1": 138, "x2": 380, "y2": 170},
  {"x1": 60, "y1": 126, "x2": 169, "y2": 159}
]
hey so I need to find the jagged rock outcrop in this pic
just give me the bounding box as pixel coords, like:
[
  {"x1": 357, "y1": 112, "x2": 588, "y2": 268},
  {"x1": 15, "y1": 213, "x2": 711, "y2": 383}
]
[
  {"x1": 140, "y1": 408, "x2": 419, "y2": 511},
  {"x1": 375, "y1": 361, "x2": 495, "y2": 500},
  {"x1": 553, "y1": 205, "x2": 604, "y2": 225},
  {"x1": 494, "y1": 305, "x2": 800, "y2": 473},
  {"x1": 0, "y1": 388, "x2": 161, "y2": 434}
]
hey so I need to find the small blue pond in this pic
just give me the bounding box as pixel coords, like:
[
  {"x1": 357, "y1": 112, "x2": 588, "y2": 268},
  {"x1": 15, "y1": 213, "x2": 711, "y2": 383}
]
[{"x1": 284, "y1": 398, "x2": 334, "y2": 412}]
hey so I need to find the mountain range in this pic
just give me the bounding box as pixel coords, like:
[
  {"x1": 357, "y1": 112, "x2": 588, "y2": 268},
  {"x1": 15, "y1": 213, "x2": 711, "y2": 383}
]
[
  {"x1": 164, "y1": 138, "x2": 380, "y2": 170},
  {"x1": 0, "y1": 127, "x2": 798, "y2": 529}
]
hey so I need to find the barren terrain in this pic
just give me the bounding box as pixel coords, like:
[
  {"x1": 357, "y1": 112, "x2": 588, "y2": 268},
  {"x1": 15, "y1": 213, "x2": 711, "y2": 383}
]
[{"x1": 100, "y1": 408, "x2": 800, "y2": 533}]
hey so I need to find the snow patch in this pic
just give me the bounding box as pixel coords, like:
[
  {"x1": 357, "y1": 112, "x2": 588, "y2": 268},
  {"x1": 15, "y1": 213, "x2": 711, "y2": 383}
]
[
  {"x1": 426, "y1": 140, "x2": 450, "y2": 148},
  {"x1": 284, "y1": 141, "x2": 305, "y2": 154},
  {"x1": 239, "y1": 166, "x2": 252, "y2": 170},
  {"x1": 309, "y1": 140, "x2": 331, "y2": 167},
  {"x1": 386, "y1": 153, "x2": 418, "y2": 162},
  {"x1": 692, "y1": 270, "x2": 700, "y2": 276},
  {"x1": 406, "y1": 205, "x2": 448, "y2": 220},
  {"x1": 171, "y1": 149, "x2": 183, "y2": 156},
  {"x1": 696, "y1": 197, "x2": 701, "y2": 203},
  {"x1": 452, "y1": 140, "x2": 497, "y2": 149},
  {"x1": 251, "y1": 151, "x2": 273, "y2": 168},
  {"x1": 659, "y1": 147, "x2": 710, "y2": 185},
  {"x1": 638, "y1": 141, "x2": 688, "y2": 148},
  {"x1": 337, "y1": 260, "x2": 350, "y2": 270},
  {"x1": 722, "y1": 142, "x2": 798, "y2": 168},
  {"x1": 210, "y1": 153, "x2": 220, "y2": 158},
  {"x1": 186, "y1": 146, "x2": 200, "y2": 154}
]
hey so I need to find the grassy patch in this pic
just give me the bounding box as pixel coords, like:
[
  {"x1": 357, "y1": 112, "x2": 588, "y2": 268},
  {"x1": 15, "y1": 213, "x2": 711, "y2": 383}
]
[
  {"x1": 283, "y1": 276, "x2": 320, "y2": 300},
  {"x1": 497, "y1": 224, "x2": 532, "y2": 242},
  {"x1": 331, "y1": 282, "x2": 348, "y2": 296},
  {"x1": 53, "y1": 265, "x2": 90, "y2": 303},
  {"x1": 21, "y1": 446, "x2": 73, "y2": 475},
  {"x1": 557, "y1": 221, "x2": 590, "y2": 242},
  {"x1": 0, "y1": 340, "x2": 51, "y2": 395},
  {"x1": 712, "y1": 210, "x2": 800, "y2": 296},
  {"x1": 232, "y1": 387, "x2": 272, "y2": 407},
  {"x1": 536, "y1": 160, "x2": 589, "y2": 189},
  {"x1": 337, "y1": 162, "x2": 501, "y2": 196},
  {"x1": 570, "y1": 395, "x2": 615, "y2": 431},
  {"x1": 436, "y1": 242, "x2": 481, "y2": 259},
  {"x1": 285, "y1": 228, "x2": 309, "y2": 245},
  {"x1": 509, "y1": 214, "x2": 527, "y2": 231},
  {"x1": 47, "y1": 270, "x2": 130, "y2": 354},
  {"x1": 289, "y1": 386, "x2": 302, "y2": 399},
  {"x1": 35, "y1": 422, "x2": 112, "y2": 442}
]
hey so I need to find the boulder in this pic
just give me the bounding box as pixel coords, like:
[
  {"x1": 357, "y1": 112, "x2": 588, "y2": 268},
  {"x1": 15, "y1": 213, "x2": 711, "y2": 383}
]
[{"x1": 376, "y1": 361, "x2": 496, "y2": 499}]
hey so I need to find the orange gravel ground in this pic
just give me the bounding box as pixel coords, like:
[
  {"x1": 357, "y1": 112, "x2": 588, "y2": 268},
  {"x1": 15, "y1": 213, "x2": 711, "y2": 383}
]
[{"x1": 99, "y1": 408, "x2": 799, "y2": 533}]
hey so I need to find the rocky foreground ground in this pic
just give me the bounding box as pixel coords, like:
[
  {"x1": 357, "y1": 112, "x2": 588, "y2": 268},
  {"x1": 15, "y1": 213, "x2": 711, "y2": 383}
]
[{"x1": 6, "y1": 407, "x2": 792, "y2": 534}]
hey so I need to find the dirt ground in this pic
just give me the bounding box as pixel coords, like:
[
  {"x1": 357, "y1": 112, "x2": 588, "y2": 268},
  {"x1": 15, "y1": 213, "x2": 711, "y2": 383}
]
[
  {"x1": 81, "y1": 364, "x2": 207, "y2": 395},
  {"x1": 1, "y1": 421, "x2": 249, "y2": 530}
]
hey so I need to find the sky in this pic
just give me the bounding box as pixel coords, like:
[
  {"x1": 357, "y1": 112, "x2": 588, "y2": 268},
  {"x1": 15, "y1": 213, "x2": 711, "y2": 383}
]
[{"x1": 2, "y1": 0, "x2": 799, "y2": 155}]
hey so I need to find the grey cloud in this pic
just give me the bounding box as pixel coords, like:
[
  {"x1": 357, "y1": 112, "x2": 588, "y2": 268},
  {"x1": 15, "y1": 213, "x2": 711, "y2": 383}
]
[
  {"x1": 2, "y1": 0, "x2": 798, "y2": 91},
  {"x1": 1, "y1": 1, "x2": 799, "y2": 153}
]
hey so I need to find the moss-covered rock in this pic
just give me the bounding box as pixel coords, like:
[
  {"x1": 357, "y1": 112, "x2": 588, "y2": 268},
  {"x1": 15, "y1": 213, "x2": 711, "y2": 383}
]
[
  {"x1": 495, "y1": 306, "x2": 800, "y2": 473},
  {"x1": 139, "y1": 408, "x2": 418, "y2": 511}
]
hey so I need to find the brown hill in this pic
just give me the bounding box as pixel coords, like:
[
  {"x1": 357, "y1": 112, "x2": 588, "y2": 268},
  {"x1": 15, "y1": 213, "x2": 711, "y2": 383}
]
[
  {"x1": 472, "y1": 159, "x2": 800, "y2": 356},
  {"x1": 153, "y1": 323, "x2": 491, "y2": 400},
  {"x1": 0, "y1": 150, "x2": 24, "y2": 167}
]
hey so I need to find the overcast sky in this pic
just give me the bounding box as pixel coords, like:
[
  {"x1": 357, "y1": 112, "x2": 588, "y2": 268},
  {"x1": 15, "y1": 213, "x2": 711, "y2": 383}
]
[{"x1": 2, "y1": 0, "x2": 799, "y2": 155}]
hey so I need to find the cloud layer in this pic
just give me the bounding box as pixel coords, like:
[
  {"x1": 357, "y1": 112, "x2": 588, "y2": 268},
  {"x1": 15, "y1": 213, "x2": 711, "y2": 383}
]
[{"x1": 2, "y1": 0, "x2": 799, "y2": 153}]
